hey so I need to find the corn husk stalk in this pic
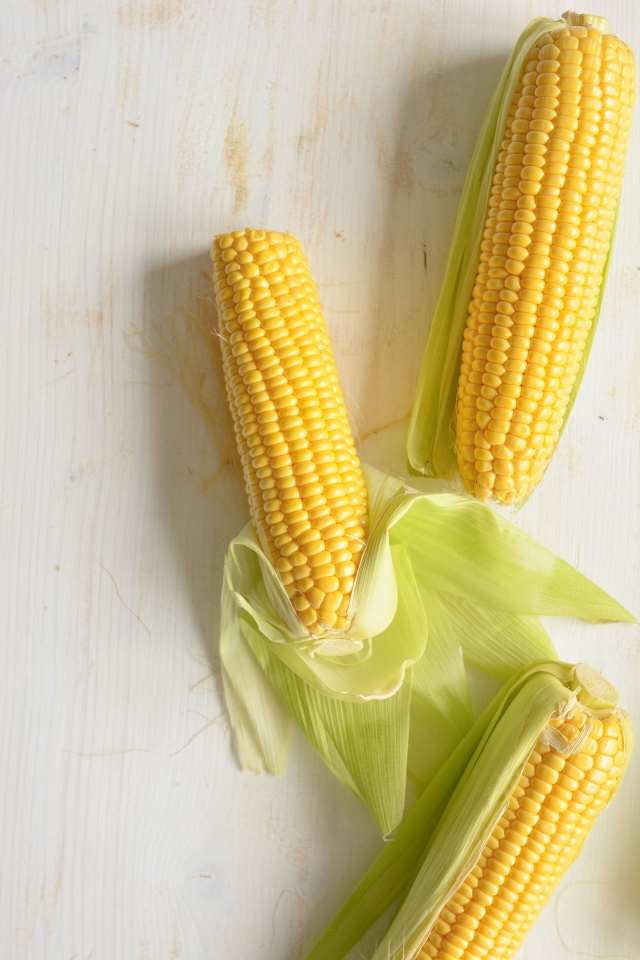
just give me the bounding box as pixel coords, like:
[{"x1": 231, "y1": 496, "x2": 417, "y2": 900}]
[
  {"x1": 304, "y1": 660, "x2": 632, "y2": 960},
  {"x1": 407, "y1": 14, "x2": 634, "y2": 497},
  {"x1": 222, "y1": 461, "x2": 633, "y2": 833}
]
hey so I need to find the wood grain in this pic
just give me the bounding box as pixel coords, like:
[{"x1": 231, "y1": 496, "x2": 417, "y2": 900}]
[{"x1": 1, "y1": 1, "x2": 638, "y2": 957}]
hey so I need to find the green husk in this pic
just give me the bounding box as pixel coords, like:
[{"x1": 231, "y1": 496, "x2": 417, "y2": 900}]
[
  {"x1": 406, "y1": 15, "x2": 619, "y2": 481},
  {"x1": 435, "y1": 592, "x2": 558, "y2": 682},
  {"x1": 220, "y1": 581, "x2": 292, "y2": 775},
  {"x1": 243, "y1": 612, "x2": 412, "y2": 836},
  {"x1": 221, "y1": 463, "x2": 633, "y2": 833},
  {"x1": 407, "y1": 587, "x2": 473, "y2": 793},
  {"x1": 305, "y1": 661, "x2": 633, "y2": 960}
]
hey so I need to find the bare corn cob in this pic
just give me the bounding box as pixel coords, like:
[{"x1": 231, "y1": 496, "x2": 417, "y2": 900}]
[
  {"x1": 419, "y1": 707, "x2": 625, "y2": 959},
  {"x1": 212, "y1": 229, "x2": 368, "y2": 633},
  {"x1": 456, "y1": 16, "x2": 635, "y2": 503}
]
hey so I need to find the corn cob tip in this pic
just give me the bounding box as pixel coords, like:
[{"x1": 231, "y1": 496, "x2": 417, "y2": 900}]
[
  {"x1": 573, "y1": 662, "x2": 619, "y2": 709},
  {"x1": 562, "y1": 12, "x2": 611, "y2": 35}
]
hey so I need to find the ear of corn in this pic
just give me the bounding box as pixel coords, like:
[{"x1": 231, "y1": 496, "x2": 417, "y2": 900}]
[
  {"x1": 456, "y1": 17, "x2": 635, "y2": 503},
  {"x1": 211, "y1": 230, "x2": 368, "y2": 632},
  {"x1": 304, "y1": 662, "x2": 632, "y2": 960},
  {"x1": 419, "y1": 707, "x2": 625, "y2": 958},
  {"x1": 407, "y1": 14, "x2": 635, "y2": 504}
]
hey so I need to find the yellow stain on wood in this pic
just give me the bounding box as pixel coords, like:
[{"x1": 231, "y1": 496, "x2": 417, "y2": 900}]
[{"x1": 223, "y1": 105, "x2": 249, "y2": 214}]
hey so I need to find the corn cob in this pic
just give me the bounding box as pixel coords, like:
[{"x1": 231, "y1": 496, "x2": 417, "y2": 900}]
[
  {"x1": 302, "y1": 662, "x2": 631, "y2": 960},
  {"x1": 419, "y1": 706, "x2": 625, "y2": 959},
  {"x1": 456, "y1": 15, "x2": 635, "y2": 503},
  {"x1": 211, "y1": 229, "x2": 368, "y2": 633}
]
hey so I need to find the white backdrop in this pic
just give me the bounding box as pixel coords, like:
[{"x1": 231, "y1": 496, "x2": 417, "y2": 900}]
[{"x1": 1, "y1": 1, "x2": 638, "y2": 958}]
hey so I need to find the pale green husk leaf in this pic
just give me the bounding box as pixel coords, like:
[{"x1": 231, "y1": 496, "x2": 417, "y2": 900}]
[
  {"x1": 390, "y1": 485, "x2": 634, "y2": 622},
  {"x1": 241, "y1": 612, "x2": 413, "y2": 836},
  {"x1": 221, "y1": 464, "x2": 633, "y2": 833},
  {"x1": 435, "y1": 591, "x2": 558, "y2": 682},
  {"x1": 220, "y1": 580, "x2": 292, "y2": 774},
  {"x1": 305, "y1": 662, "x2": 633, "y2": 960},
  {"x1": 407, "y1": 586, "x2": 474, "y2": 794},
  {"x1": 405, "y1": 16, "x2": 621, "y2": 480}
]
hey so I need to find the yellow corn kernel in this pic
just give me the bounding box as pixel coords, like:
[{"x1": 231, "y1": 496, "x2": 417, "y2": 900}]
[
  {"x1": 212, "y1": 230, "x2": 368, "y2": 632},
  {"x1": 455, "y1": 19, "x2": 635, "y2": 504}
]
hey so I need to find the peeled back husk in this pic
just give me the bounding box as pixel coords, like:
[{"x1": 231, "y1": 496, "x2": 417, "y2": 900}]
[{"x1": 222, "y1": 463, "x2": 634, "y2": 834}]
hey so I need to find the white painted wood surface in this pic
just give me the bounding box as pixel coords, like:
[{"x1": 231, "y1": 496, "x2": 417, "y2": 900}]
[{"x1": 1, "y1": 1, "x2": 638, "y2": 957}]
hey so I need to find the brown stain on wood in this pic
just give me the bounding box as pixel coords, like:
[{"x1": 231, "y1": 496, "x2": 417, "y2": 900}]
[
  {"x1": 297, "y1": 102, "x2": 328, "y2": 155},
  {"x1": 374, "y1": 127, "x2": 416, "y2": 193},
  {"x1": 168, "y1": 918, "x2": 182, "y2": 959},
  {"x1": 223, "y1": 106, "x2": 249, "y2": 214},
  {"x1": 261, "y1": 84, "x2": 277, "y2": 184},
  {"x1": 247, "y1": 0, "x2": 290, "y2": 34},
  {"x1": 117, "y1": 0, "x2": 198, "y2": 30},
  {"x1": 45, "y1": 850, "x2": 65, "y2": 939}
]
